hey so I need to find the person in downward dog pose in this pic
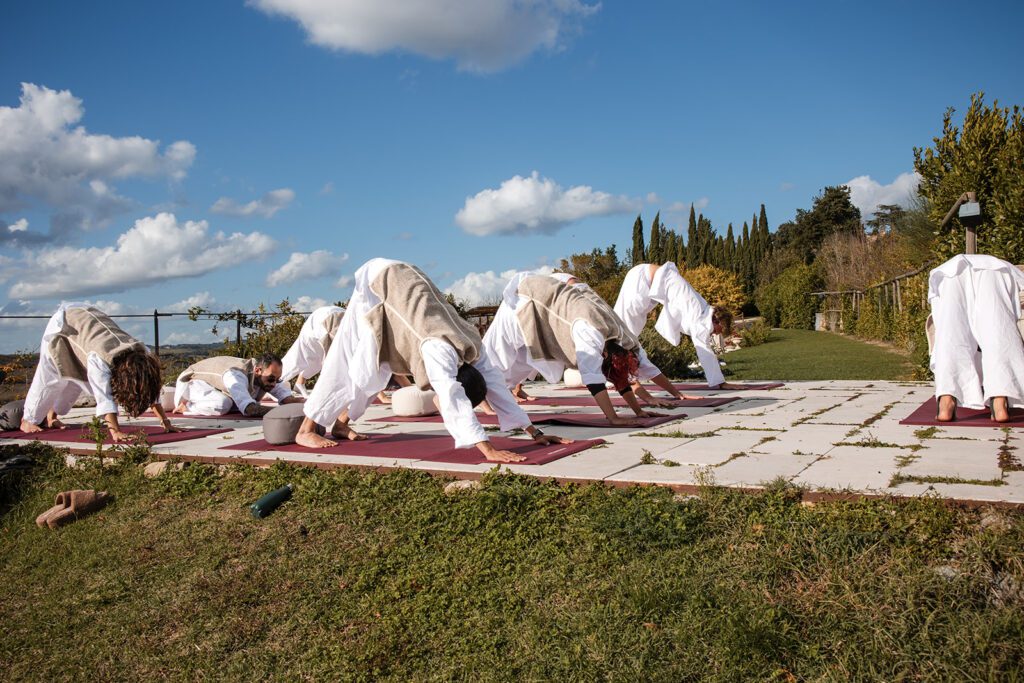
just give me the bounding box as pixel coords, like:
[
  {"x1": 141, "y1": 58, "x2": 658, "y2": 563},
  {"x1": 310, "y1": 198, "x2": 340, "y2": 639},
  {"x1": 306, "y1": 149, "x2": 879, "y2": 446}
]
[
  {"x1": 484, "y1": 272, "x2": 672, "y2": 427},
  {"x1": 928, "y1": 254, "x2": 1024, "y2": 422},
  {"x1": 615, "y1": 262, "x2": 742, "y2": 391},
  {"x1": 279, "y1": 304, "x2": 346, "y2": 397},
  {"x1": 174, "y1": 353, "x2": 301, "y2": 417},
  {"x1": 20, "y1": 304, "x2": 178, "y2": 440},
  {"x1": 294, "y1": 258, "x2": 572, "y2": 461}
]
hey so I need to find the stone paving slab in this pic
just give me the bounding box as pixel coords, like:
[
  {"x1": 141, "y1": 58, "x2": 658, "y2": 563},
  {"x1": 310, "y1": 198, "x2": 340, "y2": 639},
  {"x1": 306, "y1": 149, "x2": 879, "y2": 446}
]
[{"x1": 4, "y1": 380, "x2": 1024, "y2": 505}]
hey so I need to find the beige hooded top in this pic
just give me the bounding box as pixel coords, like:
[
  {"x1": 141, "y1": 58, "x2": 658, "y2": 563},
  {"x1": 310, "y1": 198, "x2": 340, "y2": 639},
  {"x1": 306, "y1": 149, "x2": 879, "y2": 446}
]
[
  {"x1": 47, "y1": 306, "x2": 147, "y2": 382},
  {"x1": 515, "y1": 274, "x2": 639, "y2": 367},
  {"x1": 365, "y1": 262, "x2": 481, "y2": 389},
  {"x1": 177, "y1": 356, "x2": 266, "y2": 402}
]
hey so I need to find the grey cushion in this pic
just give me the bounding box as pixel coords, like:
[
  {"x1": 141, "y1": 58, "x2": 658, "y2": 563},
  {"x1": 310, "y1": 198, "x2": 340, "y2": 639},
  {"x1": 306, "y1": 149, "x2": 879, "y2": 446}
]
[
  {"x1": 0, "y1": 400, "x2": 25, "y2": 431},
  {"x1": 262, "y1": 403, "x2": 323, "y2": 445}
]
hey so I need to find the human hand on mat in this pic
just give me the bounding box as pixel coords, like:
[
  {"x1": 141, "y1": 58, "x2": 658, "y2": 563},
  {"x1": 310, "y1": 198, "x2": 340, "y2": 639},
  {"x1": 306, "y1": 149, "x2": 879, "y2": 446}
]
[
  {"x1": 643, "y1": 398, "x2": 680, "y2": 409},
  {"x1": 477, "y1": 441, "x2": 528, "y2": 463},
  {"x1": 109, "y1": 428, "x2": 131, "y2": 442},
  {"x1": 636, "y1": 410, "x2": 666, "y2": 418},
  {"x1": 161, "y1": 423, "x2": 184, "y2": 434},
  {"x1": 331, "y1": 424, "x2": 367, "y2": 441},
  {"x1": 533, "y1": 433, "x2": 573, "y2": 446},
  {"x1": 606, "y1": 415, "x2": 646, "y2": 427}
]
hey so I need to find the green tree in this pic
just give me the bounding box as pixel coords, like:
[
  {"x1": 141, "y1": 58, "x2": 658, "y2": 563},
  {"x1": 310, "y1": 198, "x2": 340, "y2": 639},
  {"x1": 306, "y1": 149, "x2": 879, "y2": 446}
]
[
  {"x1": 685, "y1": 205, "x2": 698, "y2": 268},
  {"x1": 630, "y1": 214, "x2": 646, "y2": 265},
  {"x1": 773, "y1": 186, "x2": 862, "y2": 263},
  {"x1": 648, "y1": 212, "x2": 663, "y2": 263},
  {"x1": 914, "y1": 93, "x2": 1024, "y2": 262}
]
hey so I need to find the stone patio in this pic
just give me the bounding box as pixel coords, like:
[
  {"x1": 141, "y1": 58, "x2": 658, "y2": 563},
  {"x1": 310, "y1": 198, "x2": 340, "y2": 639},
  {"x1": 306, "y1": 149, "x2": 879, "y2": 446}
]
[{"x1": 4, "y1": 380, "x2": 1023, "y2": 506}]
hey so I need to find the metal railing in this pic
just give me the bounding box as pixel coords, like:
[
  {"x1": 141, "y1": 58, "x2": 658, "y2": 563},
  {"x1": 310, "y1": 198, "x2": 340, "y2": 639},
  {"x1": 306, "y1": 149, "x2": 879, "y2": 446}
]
[{"x1": 0, "y1": 310, "x2": 311, "y2": 357}]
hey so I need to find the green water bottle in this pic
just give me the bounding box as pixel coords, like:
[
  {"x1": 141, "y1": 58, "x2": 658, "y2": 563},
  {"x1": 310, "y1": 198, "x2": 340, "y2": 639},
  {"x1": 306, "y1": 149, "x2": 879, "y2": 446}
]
[{"x1": 250, "y1": 484, "x2": 293, "y2": 519}]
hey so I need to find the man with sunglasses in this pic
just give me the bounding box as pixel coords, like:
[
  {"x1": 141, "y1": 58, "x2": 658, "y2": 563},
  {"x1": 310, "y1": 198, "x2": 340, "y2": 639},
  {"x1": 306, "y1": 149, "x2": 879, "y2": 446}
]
[{"x1": 173, "y1": 353, "x2": 301, "y2": 417}]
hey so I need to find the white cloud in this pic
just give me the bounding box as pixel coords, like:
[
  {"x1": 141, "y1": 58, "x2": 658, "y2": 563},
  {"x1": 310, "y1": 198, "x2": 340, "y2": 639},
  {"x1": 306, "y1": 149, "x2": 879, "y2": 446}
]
[
  {"x1": 455, "y1": 171, "x2": 639, "y2": 237},
  {"x1": 319, "y1": 181, "x2": 334, "y2": 195},
  {"x1": 666, "y1": 197, "x2": 710, "y2": 213},
  {"x1": 250, "y1": 0, "x2": 598, "y2": 73},
  {"x1": 266, "y1": 250, "x2": 350, "y2": 287},
  {"x1": 0, "y1": 83, "x2": 195, "y2": 239},
  {"x1": 845, "y1": 172, "x2": 920, "y2": 217},
  {"x1": 4, "y1": 212, "x2": 276, "y2": 299},
  {"x1": 646, "y1": 192, "x2": 660, "y2": 204},
  {"x1": 779, "y1": 182, "x2": 796, "y2": 192},
  {"x1": 335, "y1": 274, "x2": 353, "y2": 289},
  {"x1": 293, "y1": 295, "x2": 330, "y2": 311},
  {"x1": 445, "y1": 265, "x2": 553, "y2": 306},
  {"x1": 7, "y1": 218, "x2": 28, "y2": 232},
  {"x1": 167, "y1": 291, "x2": 217, "y2": 313},
  {"x1": 163, "y1": 330, "x2": 221, "y2": 345},
  {"x1": 211, "y1": 188, "x2": 295, "y2": 218}
]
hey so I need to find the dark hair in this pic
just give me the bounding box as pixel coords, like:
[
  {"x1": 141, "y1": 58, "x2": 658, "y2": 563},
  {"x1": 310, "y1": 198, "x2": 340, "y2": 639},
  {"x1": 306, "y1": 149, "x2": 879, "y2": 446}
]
[
  {"x1": 109, "y1": 348, "x2": 163, "y2": 417},
  {"x1": 256, "y1": 352, "x2": 283, "y2": 368},
  {"x1": 712, "y1": 307, "x2": 733, "y2": 335},
  {"x1": 456, "y1": 363, "x2": 487, "y2": 407},
  {"x1": 601, "y1": 340, "x2": 639, "y2": 392}
]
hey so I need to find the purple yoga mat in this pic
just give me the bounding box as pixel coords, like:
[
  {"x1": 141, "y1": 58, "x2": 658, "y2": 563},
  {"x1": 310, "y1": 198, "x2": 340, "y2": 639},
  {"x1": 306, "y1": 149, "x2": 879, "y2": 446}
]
[
  {"x1": 0, "y1": 424, "x2": 232, "y2": 445},
  {"x1": 143, "y1": 410, "x2": 262, "y2": 421},
  {"x1": 219, "y1": 432, "x2": 606, "y2": 465},
  {"x1": 556, "y1": 381, "x2": 785, "y2": 392},
  {"x1": 899, "y1": 397, "x2": 1024, "y2": 427}
]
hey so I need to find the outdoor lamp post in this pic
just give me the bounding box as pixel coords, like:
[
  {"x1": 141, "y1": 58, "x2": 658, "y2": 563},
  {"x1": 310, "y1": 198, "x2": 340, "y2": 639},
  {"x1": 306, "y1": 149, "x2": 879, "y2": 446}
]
[{"x1": 939, "y1": 191, "x2": 981, "y2": 254}]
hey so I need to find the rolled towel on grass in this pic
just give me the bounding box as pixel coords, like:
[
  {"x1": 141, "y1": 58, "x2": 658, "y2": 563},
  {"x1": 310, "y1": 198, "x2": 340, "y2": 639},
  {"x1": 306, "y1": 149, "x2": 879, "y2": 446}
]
[
  {"x1": 391, "y1": 386, "x2": 439, "y2": 417},
  {"x1": 263, "y1": 403, "x2": 324, "y2": 445}
]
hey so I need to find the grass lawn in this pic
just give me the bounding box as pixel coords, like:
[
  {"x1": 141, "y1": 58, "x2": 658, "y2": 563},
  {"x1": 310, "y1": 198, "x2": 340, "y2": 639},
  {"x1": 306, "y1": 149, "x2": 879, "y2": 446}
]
[
  {"x1": 2, "y1": 443, "x2": 1022, "y2": 680},
  {"x1": 725, "y1": 329, "x2": 915, "y2": 381}
]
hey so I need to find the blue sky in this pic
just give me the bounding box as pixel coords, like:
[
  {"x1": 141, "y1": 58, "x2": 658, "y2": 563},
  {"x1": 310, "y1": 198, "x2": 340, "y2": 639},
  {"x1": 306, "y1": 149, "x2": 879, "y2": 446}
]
[{"x1": 1, "y1": 0, "x2": 1022, "y2": 351}]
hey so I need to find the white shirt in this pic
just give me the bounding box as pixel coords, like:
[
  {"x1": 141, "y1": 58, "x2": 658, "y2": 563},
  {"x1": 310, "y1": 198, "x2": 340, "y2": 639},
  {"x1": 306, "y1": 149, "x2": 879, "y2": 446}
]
[
  {"x1": 647, "y1": 262, "x2": 724, "y2": 386},
  {"x1": 223, "y1": 368, "x2": 293, "y2": 414},
  {"x1": 281, "y1": 305, "x2": 346, "y2": 383},
  {"x1": 309, "y1": 258, "x2": 530, "y2": 448},
  {"x1": 44, "y1": 303, "x2": 124, "y2": 416},
  {"x1": 928, "y1": 254, "x2": 1024, "y2": 310}
]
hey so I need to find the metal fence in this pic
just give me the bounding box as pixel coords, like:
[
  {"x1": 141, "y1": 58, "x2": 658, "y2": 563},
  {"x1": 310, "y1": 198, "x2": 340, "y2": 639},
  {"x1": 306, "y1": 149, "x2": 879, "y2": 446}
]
[{"x1": 0, "y1": 310, "x2": 311, "y2": 357}]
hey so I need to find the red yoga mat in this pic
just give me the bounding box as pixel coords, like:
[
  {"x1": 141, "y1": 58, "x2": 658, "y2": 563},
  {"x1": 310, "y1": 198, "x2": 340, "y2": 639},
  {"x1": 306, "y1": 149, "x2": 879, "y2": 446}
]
[
  {"x1": 527, "y1": 396, "x2": 738, "y2": 408},
  {"x1": 370, "y1": 412, "x2": 686, "y2": 428},
  {"x1": 556, "y1": 382, "x2": 784, "y2": 392},
  {"x1": 0, "y1": 424, "x2": 232, "y2": 445},
  {"x1": 219, "y1": 432, "x2": 605, "y2": 465},
  {"x1": 143, "y1": 410, "x2": 262, "y2": 421},
  {"x1": 899, "y1": 397, "x2": 1024, "y2": 427}
]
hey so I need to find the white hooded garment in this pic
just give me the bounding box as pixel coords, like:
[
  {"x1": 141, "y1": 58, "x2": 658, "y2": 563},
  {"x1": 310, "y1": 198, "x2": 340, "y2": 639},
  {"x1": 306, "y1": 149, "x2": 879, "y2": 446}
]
[
  {"x1": 614, "y1": 262, "x2": 724, "y2": 387},
  {"x1": 929, "y1": 254, "x2": 1024, "y2": 409}
]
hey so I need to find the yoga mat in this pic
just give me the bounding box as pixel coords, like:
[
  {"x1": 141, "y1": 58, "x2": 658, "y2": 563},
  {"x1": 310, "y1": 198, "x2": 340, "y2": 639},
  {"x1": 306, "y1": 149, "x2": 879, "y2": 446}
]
[
  {"x1": 143, "y1": 410, "x2": 262, "y2": 421},
  {"x1": 220, "y1": 432, "x2": 605, "y2": 465},
  {"x1": 0, "y1": 424, "x2": 232, "y2": 445},
  {"x1": 527, "y1": 396, "x2": 738, "y2": 408},
  {"x1": 899, "y1": 397, "x2": 1024, "y2": 427},
  {"x1": 556, "y1": 381, "x2": 785, "y2": 392},
  {"x1": 370, "y1": 412, "x2": 686, "y2": 428}
]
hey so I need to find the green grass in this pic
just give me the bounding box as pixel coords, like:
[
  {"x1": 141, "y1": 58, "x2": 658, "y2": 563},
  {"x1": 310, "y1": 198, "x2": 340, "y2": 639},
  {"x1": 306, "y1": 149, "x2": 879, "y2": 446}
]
[
  {"x1": 2, "y1": 444, "x2": 1023, "y2": 680},
  {"x1": 725, "y1": 329, "x2": 914, "y2": 381}
]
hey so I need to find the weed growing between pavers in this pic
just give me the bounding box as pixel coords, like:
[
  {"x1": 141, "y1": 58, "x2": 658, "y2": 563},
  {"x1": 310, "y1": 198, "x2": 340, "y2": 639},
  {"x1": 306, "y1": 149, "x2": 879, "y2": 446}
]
[
  {"x1": 1, "y1": 444, "x2": 1022, "y2": 680},
  {"x1": 888, "y1": 474, "x2": 1006, "y2": 488}
]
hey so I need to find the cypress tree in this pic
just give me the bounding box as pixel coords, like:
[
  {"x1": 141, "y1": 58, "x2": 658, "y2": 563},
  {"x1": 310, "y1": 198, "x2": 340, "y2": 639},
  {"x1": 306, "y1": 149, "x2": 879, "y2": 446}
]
[
  {"x1": 648, "y1": 212, "x2": 663, "y2": 263},
  {"x1": 725, "y1": 223, "x2": 736, "y2": 272},
  {"x1": 663, "y1": 230, "x2": 677, "y2": 267},
  {"x1": 758, "y1": 204, "x2": 772, "y2": 253},
  {"x1": 630, "y1": 214, "x2": 645, "y2": 265},
  {"x1": 686, "y1": 204, "x2": 698, "y2": 268}
]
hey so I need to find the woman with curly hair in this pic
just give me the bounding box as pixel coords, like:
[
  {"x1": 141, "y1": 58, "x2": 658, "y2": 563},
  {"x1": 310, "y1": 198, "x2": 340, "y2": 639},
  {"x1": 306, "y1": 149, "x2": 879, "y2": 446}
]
[{"x1": 20, "y1": 304, "x2": 179, "y2": 441}]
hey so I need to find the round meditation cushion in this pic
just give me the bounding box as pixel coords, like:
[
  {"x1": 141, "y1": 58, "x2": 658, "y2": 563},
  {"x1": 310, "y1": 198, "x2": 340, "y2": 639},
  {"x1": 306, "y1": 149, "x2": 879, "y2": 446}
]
[
  {"x1": 262, "y1": 403, "x2": 323, "y2": 445},
  {"x1": 562, "y1": 368, "x2": 584, "y2": 387},
  {"x1": 0, "y1": 400, "x2": 25, "y2": 431},
  {"x1": 391, "y1": 386, "x2": 439, "y2": 417},
  {"x1": 160, "y1": 385, "x2": 176, "y2": 413}
]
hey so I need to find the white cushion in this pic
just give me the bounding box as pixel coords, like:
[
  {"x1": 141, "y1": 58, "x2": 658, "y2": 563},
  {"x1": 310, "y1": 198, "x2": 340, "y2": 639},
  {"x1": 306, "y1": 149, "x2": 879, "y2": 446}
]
[
  {"x1": 160, "y1": 385, "x2": 176, "y2": 413},
  {"x1": 562, "y1": 368, "x2": 584, "y2": 387},
  {"x1": 391, "y1": 386, "x2": 439, "y2": 417}
]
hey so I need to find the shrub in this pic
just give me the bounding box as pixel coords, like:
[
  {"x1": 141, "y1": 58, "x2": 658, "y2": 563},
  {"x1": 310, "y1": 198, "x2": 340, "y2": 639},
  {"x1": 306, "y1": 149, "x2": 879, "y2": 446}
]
[
  {"x1": 756, "y1": 264, "x2": 823, "y2": 329},
  {"x1": 738, "y1": 320, "x2": 771, "y2": 347},
  {"x1": 639, "y1": 323, "x2": 698, "y2": 379},
  {"x1": 682, "y1": 265, "x2": 746, "y2": 315}
]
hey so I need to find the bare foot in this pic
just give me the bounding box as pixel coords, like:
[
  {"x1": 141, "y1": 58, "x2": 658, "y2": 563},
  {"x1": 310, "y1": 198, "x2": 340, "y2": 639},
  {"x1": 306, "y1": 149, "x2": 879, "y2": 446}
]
[
  {"x1": 991, "y1": 397, "x2": 1011, "y2": 423},
  {"x1": 937, "y1": 395, "x2": 957, "y2": 422},
  {"x1": 174, "y1": 401, "x2": 187, "y2": 414},
  {"x1": 296, "y1": 431, "x2": 337, "y2": 449},
  {"x1": 331, "y1": 424, "x2": 367, "y2": 441},
  {"x1": 19, "y1": 419, "x2": 44, "y2": 434}
]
